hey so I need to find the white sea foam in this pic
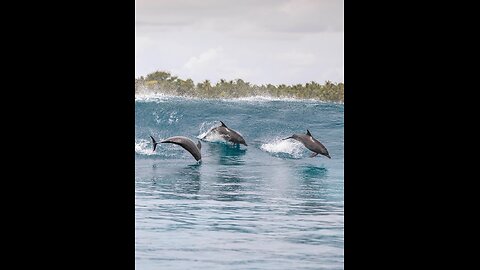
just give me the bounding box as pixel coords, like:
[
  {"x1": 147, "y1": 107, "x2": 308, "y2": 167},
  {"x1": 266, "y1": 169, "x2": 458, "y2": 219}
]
[
  {"x1": 222, "y1": 96, "x2": 344, "y2": 105},
  {"x1": 260, "y1": 138, "x2": 305, "y2": 158},
  {"x1": 200, "y1": 131, "x2": 226, "y2": 143},
  {"x1": 222, "y1": 96, "x2": 315, "y2": 103},
  {"x1": 196, "y1": 121, "x2": 225, "y2": 142},
  {"x1": 135, "y1": 92, "x2": 171, "y2": 103},
  {"x1": 135, "y1": 92, "x2": 193, "y2": 103},
  {"x1": 135, "y1": 139, "x2": 158, "y2": 155},
  {"x1": 135, "y1": 93, "x2": 343, "y2": 105}
]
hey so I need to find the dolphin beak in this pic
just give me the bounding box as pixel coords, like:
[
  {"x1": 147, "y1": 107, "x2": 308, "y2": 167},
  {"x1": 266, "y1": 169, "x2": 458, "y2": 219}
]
[
  {"x1": 282, "y1": 137, "x2": 292, "y2": 140},
  {"x1": 326, "y1": 154, "x2": 331, "y2": 159}
]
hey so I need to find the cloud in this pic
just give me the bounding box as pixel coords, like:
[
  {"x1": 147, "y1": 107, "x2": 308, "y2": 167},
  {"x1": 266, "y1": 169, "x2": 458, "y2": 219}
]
[
  {"x1": 177, "y1": 47, "x2": 252, "y2": 83},
  {"x1": 184, "y1": 47, "x2": 223, "y2": 70},
  {"x1": 135, "y1": 0, "x2": 344, "y2": 84},
  {"x1": 136, "y1": 0, "x2": 343, "y2": 34}
]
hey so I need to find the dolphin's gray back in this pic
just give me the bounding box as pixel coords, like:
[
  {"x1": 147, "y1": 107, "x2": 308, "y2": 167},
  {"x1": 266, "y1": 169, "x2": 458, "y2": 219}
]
[
  {"x1": 217, "y1": 126, "x2": 241, "y2": 141},
  {"x1": 209, "y1": 126, "x2": 246, "y2": 145},
  {"x1": 293, "y1": 134, "x2": 329, "y2": 156},
  {"x1": 161, "y1": 136, "x2": 202, "y2": 161}
]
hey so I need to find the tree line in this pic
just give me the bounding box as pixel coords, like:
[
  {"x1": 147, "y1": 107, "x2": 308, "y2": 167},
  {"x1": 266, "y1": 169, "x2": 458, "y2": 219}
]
[{"x1": 135, "y1": 71, "x2": 344, "y2": 102}]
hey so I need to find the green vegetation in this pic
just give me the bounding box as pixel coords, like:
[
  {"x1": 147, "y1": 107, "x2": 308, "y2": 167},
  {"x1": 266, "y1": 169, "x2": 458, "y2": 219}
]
[{"x1": 135, "y1": 71, "x2": 344, "y2": 102}]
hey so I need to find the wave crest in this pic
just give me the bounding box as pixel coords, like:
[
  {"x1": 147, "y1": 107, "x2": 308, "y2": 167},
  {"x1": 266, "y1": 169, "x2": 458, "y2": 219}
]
[{"x1": 135, "y1": 93, "x2": 342, "y2": 104}]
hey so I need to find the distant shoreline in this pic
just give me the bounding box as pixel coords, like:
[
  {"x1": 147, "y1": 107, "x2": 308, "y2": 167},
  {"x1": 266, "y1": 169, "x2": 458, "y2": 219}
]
[{"x1": 136, "y1": 71, "x2": 344, "y2": 103}]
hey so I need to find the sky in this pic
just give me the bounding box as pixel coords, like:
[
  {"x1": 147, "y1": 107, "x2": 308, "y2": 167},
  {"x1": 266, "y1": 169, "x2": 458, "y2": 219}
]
[{"x1": 136, "y1": 0, "x2": 344, "y2": 85}]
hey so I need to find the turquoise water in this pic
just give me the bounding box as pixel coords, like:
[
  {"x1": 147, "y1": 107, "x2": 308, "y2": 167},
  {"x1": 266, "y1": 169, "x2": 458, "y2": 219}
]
[{"x1": 135, "y1": 96, "x2": 344, "y2": 269}]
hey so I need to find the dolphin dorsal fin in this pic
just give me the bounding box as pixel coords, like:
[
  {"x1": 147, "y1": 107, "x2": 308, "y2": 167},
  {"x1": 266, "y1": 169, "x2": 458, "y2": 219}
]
[
  {"x1": 220, "y1": 121, "x2": 227, "y2": 127},
  {"x1": 306, "y1": 129, "x2": 312, "y2": 136},
  {"x1": 197, "y1": 140, "x2": 202, "y2": 151}
]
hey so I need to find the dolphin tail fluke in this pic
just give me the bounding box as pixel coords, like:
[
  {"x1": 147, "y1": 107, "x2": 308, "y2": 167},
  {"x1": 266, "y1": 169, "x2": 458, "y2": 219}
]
[{"x1": 150, "y1": 136, "x2": 159, "y2": 152}]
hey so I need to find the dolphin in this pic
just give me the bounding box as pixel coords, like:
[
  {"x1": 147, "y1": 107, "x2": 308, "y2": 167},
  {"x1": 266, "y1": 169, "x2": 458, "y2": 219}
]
[
  {"x1": 283, "y1": 130, "x2": 331, "y2": 158},
  {"x1": 201, "y1": 121, "x2": 247, "y2": 146},
  {"x1": 150, "y1": 135, "x2": 202, "y2": 161}
]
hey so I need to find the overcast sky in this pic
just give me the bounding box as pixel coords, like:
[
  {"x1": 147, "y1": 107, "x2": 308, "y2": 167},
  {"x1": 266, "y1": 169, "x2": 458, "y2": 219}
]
[{"x1": 136, "y1": 0, "x2": 343, "y2": 85}]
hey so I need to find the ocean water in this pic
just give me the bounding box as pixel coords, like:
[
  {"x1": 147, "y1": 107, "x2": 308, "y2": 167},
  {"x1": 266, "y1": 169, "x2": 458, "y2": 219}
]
[{"x1": 135, "y1": 95, "x2": 344, "y2": 269}]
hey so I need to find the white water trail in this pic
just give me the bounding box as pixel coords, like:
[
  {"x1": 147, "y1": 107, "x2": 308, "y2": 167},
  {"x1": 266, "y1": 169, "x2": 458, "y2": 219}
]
[
  {"x1": 260, "y1": 138, "x2": 305, "y2": 158},
  {"x1": 197, "y1": 121, "x2": 225, "y2": 143},
  {"x1": 135, "y1": 139, "x2": 158, "y2": 155}
]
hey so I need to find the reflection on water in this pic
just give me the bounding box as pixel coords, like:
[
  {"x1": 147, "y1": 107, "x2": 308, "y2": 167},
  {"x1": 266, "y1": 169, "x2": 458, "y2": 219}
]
[
  {"x1": 174, "y1": 165, "x2": 201, "y2": 194},
  {"x1": 298, "y1": 165, "x2": 327, "y2": 180},
  {"x1": 208, "y1": 143, "x2": 246, "y2": 166},
  {"x1": 214, "y1": 169, "x2": 244, "y2": 201},
  {"x1": 146, "y1": 164, "x2": 202, "y2": 198},
  {"x1": 285, "y1": 165, "x2": 338, "y2": 216}
]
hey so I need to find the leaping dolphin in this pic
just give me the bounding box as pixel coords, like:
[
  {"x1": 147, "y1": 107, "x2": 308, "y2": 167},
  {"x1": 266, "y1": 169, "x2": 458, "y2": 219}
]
[
  {"x1": 150, "y1": 135, "x2": 202, "y2": 161},
  {"x1": 283, "y1": 130, "x2": 331, "y2": 158},
  {"x1": 201, "y1": 121, "x2": 247, "y2": 146}
]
